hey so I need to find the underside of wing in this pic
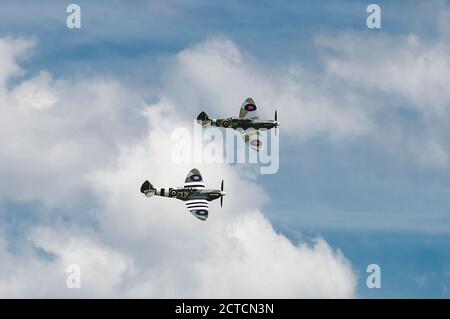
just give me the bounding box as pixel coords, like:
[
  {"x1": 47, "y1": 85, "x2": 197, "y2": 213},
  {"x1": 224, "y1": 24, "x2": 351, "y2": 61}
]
[
  {"x1": 239, "y1": 97, "x2": 259, "y2": 121},
  {"x1": 242, "y1": 129, "x2": 263, "y2": 152},
  {"x1": 185, "y1": 199, "x2": 209, "y2": 221},
  {"x1": 184, "y1": 168, "x2": 205, "y2": 189}
]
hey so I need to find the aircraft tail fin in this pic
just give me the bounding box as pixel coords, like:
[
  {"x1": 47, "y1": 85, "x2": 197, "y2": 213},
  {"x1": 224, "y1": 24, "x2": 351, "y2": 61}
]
[
  {"x1": 140, "y1": 180, "x2": 156, "y2": 197},
  {"x1": 197, "y1": 111, "x2": 211, "y2": 127}
]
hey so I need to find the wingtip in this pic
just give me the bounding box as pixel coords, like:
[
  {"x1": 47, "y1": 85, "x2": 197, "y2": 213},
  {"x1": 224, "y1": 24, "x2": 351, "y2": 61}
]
[
  {"x1": 249, "y1": 139, "x2": 263, "y2": 152},
  {"x1": 250, "y1": 145, "x2": 263, "y2": 152}
]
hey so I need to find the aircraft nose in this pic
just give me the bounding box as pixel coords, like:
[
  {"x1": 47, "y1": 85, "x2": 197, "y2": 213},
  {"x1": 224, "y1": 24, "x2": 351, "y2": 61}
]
[{"x1": 221, "y1": 191, "x2": 226, "y2": 196}]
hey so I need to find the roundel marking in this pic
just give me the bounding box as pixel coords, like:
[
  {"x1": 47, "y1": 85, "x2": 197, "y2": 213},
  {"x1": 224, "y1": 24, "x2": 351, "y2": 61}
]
[
  {"x1": 196, "y1": 210, "x2": 207, "y2": 216},
  {"x1": 169, "y1": 189, "x2": 177, "y2": 197},
  {"x1": 244, "y1": 104, "x2": 257, "y2": 111},
  {"x1": 190, "y1": 174, "x2": 202, "y2": 182},
  {"x1": 222, "y1": 120, "x2": 230, "y2": 128},
  {"x1": 250, "y1": 139, "x2": 262, "y2": 146}
]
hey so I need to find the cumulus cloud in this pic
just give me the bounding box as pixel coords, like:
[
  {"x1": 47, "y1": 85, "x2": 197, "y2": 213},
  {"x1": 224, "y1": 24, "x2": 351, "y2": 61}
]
[
  {"x1": 164, "y1": 38, "x2": 373, "y2": 141},
  {"x1": 316, "y1": 31, "x2": 450, "y2": 168},
  {"x1": 163, "y1": 32, "x2": 450, "y2": 170},
  {"x1": 0, "y1": 227, "x2": 134, "y2": 298},
  {"x1": 189, "y1": 213, "x2": 355, "y2": 298},
  {"x1": 0, "y1": 37, "x2": 357, "y2": 298},
  {"x1": 4, "y1": 17, "x2": 450, "y2": 295},
  {"x1": 0, "y1": 38, "x2": 146, "y2": 208},
  {"x1": 317, "y1": 32, "x2": 450, "y2": 114},
  {"x1": 84, "y1": 100, "x2": 356, "y2": 298},
  {"x1": 161, "y1": 33, "x2": 450, "y2": 170},
  {"x1": 0, "y1": 37, "x2": 35, "y2": 87}
]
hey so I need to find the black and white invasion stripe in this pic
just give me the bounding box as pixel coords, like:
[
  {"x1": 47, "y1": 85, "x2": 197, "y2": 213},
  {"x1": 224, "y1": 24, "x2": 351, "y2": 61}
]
[
  {"x1": 183, "y1": 181, "x2": 205, "y2": 189},
  {"x1": 155, "y1": 188, "x2": 176, "y2": 197},
  {"x1": 185, "y1": 199, "x2": 209, "y2": 221}
]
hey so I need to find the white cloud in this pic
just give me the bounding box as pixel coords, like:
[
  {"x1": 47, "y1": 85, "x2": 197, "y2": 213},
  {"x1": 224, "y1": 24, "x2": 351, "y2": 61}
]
[
  {"x1": 0, "y1": 37, "x2": 35, "y2": 88},
  {"x1": 164, "y1": 38, "x2": 373, "y2": 141},
  {"x1": 0, "y1": 37, "x2": 357, "y2": 298},
  {"x1": 163, "y1": 34, "x2": 450, "y2": 170},
  {"x1": 0, "y1": 39, "x2": 146, "y2": 208},
  {"x1": 86, "y1": 101, "x2": 356, "y2": 298},
  {"x1": 317, "y1": 32, "x2": 450, "y2": 114},
  {"x1": 11, "y1": 71, "x2": 57, "y2": 110},
  {"x1": 316, "y1": 31, "x2": 450, "y2": 168},
  {"x1": 189, "y1": 213, "x2": 355, "y2": 298},
  {"x1": 0, "y1": 227, "x2": 134, "y2": 298}
]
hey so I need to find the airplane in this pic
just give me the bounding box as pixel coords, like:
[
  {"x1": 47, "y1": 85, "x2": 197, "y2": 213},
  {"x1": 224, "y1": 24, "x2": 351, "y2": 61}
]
[
  {"x1": 140, "y1": 168, "x2": 225, "y2": 221},
  {"x1": 196, "y1": 97, "x2": 280, "y2": 151}
]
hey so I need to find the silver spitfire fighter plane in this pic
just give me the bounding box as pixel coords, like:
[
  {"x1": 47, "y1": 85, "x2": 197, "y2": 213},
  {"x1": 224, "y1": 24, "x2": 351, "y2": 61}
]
[
  {"x1": 140, "y1": 168, "x2": 225, "y2": 221},
  {"x1": 197, "y1": 97, "x2": 280, "y2": 151}
]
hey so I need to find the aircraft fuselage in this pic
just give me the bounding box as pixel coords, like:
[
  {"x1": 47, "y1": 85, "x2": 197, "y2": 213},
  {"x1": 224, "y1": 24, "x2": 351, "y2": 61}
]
[
  {"x1": 211, "y1": 118, "x2": 278, "y2": 130},
  {"x1": 153, "y1": 187, "x2": 223, "y2": 202}
]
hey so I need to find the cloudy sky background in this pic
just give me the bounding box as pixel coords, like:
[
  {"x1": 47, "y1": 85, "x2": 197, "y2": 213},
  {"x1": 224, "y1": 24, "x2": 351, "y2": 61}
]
[{"x1": 0, "y1": 0, "x2": 450, "y2": 297}]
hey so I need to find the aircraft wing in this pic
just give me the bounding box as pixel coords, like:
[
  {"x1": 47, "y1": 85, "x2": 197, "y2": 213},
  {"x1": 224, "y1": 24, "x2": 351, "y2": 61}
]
[
  {"x1": 185, "y1": 199, "x2": 209, "y2": 221},
  {"x1": 242, "y1": 129, "x2": 263, "y2": 152},
  {"x1": 184, "y1": 168, "x2": 205, "y2": 189},
  {"x1": 239, "y1": 97, "x2": 259, "y2": 121}
]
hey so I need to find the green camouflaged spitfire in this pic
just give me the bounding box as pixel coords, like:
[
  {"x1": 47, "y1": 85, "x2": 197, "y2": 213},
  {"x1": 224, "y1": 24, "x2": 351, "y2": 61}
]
[{"x1": 197, "y1": 97, "x2": 280, "y2": 151}]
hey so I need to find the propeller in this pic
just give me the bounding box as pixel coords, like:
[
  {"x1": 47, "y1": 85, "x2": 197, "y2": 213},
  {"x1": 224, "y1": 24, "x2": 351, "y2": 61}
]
[
  {"x1": 274, "y1": 110, "x2": 279, "y2": 136},
  {"x1": 220, "y1": 179, "x2": 225, "y2": 207}
]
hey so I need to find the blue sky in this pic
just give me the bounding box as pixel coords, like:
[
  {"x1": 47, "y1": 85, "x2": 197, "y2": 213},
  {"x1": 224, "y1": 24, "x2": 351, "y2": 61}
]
[{"x1": 0, "y1": 0, "x2": 450, "y2": 298}]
